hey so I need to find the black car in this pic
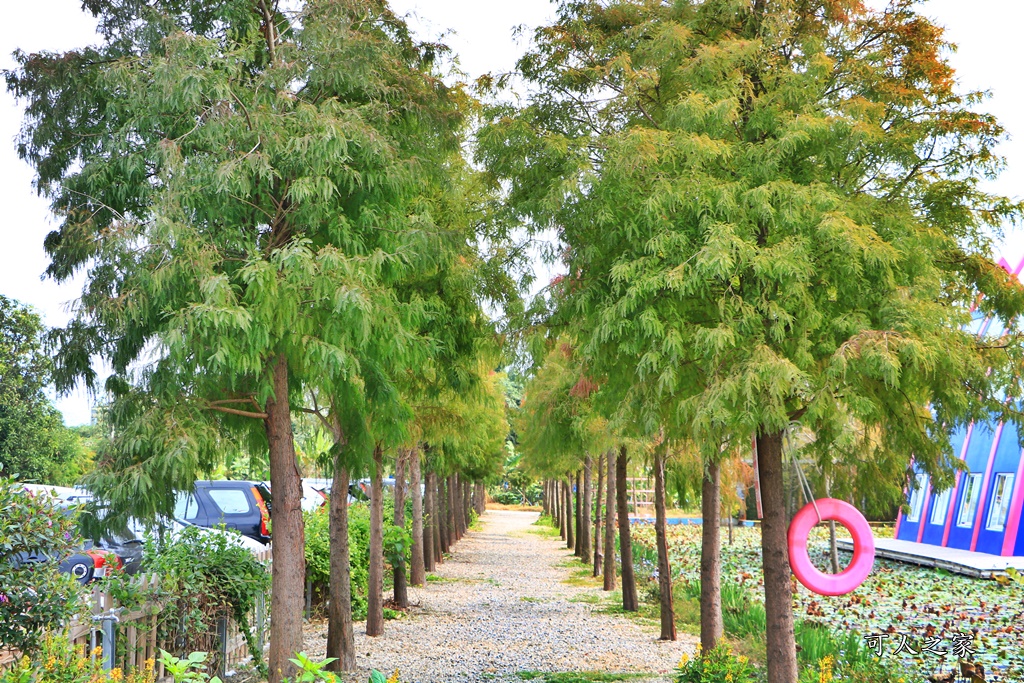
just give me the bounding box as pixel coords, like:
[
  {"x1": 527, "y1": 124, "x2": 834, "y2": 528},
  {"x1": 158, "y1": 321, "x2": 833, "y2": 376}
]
[{"x1": 174, "y1": 481, "x2": 272, "y2": 544}]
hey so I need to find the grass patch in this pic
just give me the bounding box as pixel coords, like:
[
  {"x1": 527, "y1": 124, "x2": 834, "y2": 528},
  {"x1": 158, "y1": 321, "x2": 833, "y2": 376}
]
[
  {"x1": 568, "y1": 592, "x2": 601, "y2": 604},
  {"x1": 515, "y1": 673, "x2": 651, "y2": 683},
  {"x1": 425, "y1": 573, "x2": 457, "y2": 583},
  {"x1": 520, "y1": 596, "x2": 545, "y2": 603},
  {"x1": 555, "y1": 556, "x2": 590, "y2": 569},
  {"x1": 488, "y1": 502, "x2": 543, "y2": 512},
  {"x1": 526, "y1": 526, "x2": 562, "y2": 539},
  {"x1": 595, "y1": 599, "x2": 660, "y2": 625}
]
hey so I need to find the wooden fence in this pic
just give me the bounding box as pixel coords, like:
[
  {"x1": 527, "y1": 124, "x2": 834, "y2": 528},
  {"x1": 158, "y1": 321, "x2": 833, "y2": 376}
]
[{"x1": 0, "y1": 544, "x2": 272, "y2": 679}]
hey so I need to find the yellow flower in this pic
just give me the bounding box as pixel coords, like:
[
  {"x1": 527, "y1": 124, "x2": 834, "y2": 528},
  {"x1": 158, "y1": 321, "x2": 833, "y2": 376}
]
[
  {"x1": 386, "y1": 668, "x2": 401, "y2": 683},
  {"x1": 111, "y1": 667, "x2": 124, "y2": 681},
  {"x1": 678, "y1": 653, "x2": 690, "y2": 667},
  {"x1": 738, "y1": 656, "x2": 748, "y2": 665},
  {"x1": 145, "y1": 657, "x2": 155, "y2": 672}
]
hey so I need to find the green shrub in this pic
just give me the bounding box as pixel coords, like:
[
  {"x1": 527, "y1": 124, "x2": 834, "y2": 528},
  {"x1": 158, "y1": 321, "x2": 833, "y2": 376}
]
[
  {"x1": 675, "y1": 644, "x2": 756, "y2": 683},
  {"x1": 681, "y1": 580, "x2": 765, "y2": 639},
  {"x1": 0, "y1": 479, "x2": 85, "y2": 655},
  {"x1": 143, "y1": 526, "x2": 269, "y2": 677},
  {"x1": 304, "y1": 502, "x2": 371, "y2": 620},
  {"x1": 0, "y1": 633, "x2": 157, "y2": 683}
]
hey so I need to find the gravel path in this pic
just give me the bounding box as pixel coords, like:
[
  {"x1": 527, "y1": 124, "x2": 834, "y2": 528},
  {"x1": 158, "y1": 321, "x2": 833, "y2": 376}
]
[{"x1": 304, "y1": 509, "x2": 697, "y2": 683}]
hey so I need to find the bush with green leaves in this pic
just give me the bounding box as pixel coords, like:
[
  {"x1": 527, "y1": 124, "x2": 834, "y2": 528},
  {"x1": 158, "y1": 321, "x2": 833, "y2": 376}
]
[
  {"x1": 143, "y1": 526, "x2": 269, "y2": 677},
  {"x1": 0, "y1": 633, "x2": 156, "y2": 683},
  {"x1": 676, "y1": 644, "x2": 756, "y2": 683},
  {"x1": 158, "y1": 650, "x2": 222, "y2": 683},
  {"x1": 304, "y1": 502, "x2": 370, "y2": 619},
  {"x1": 0, "y1": 478, "x2": 85, "y2": 654}
]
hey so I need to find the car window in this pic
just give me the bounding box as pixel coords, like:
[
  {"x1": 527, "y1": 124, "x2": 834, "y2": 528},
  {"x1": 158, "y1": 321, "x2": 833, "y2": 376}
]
[
  {"x1": 208, "y1": 489, "x2": 251, "y2": 515},
  {"x1": 174, "y1": 493, "x2": 199, "y2": 520}
]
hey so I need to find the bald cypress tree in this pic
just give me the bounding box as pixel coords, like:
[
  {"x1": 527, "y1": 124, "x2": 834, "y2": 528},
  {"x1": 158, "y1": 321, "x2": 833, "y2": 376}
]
[
  {"x1": 481, "y1": 2, "x2": 1024, "y2": 680},
  {"x1": 8, "y1": 1, "x2": 468, "y2": 679}
]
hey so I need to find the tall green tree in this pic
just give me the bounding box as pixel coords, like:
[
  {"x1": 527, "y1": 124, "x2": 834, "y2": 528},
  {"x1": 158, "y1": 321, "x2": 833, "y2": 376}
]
[
  {"x1": 480, "y1": 1, "x2": 1024, "y2": 680},
  {"x1": 8, "y1": 1, "x2": 468, "y2": 679},
  {"x1": 0, "y1": 296, "x2": 84, "y2": 484}
]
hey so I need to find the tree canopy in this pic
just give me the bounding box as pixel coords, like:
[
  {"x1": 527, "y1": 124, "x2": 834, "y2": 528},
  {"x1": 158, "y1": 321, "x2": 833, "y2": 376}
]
[
  {"x1": 0, "y1": 296, "x2": 87, "y2": 484},
  {"x1": 480, "y1": 1, "x2": 1024, "y2": 680}
]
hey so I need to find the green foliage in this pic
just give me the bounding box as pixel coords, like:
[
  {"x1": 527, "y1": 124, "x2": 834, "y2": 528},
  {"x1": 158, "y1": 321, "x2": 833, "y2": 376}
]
[
  {"x1": 675, "y1": 644, "x2": 756, "y2": 683},
  {"x1": 0, "y1": 478, "x2": 85, "y2": 654},
  {"x1": 383, "y1": 523, "x2": 412, "y2": 571},
  {"x1": 483, "y1": 0, "x2": 1024, "y2": 500},
  {"x1": 0, "y1": 634, "x2": 156, "y2": 683},
  {"x1": 514, "y1": 340, "x2": 613, "y2": 480},
  {"x1": 144, "y1": 527, "x2": 269, "y2": 676},
  {"x1": 0, "y1": 297, "x2": 86, "y2": 485},
  {"x1": 491, "y1": 444, "x2": 543, "y2": 505},
  {"x1": 158, "y1": 651, "x2": 223, "y2": 683},
  {"x1": 304, "y1": 503, "x2": 370, "y2": 620},
  {"x1": 286, "y1": 652, "x2": 337, "y2": 682}
]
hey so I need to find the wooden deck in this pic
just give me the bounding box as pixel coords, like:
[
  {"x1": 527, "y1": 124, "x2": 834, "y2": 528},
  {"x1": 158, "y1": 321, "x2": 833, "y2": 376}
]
[{"x1": 836, "y1": 536, "x2": 1024, "y2": 578}]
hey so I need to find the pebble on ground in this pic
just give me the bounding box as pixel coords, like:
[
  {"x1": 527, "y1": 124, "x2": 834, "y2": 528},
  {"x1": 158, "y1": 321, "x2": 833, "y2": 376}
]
[{"x1": 303, "y1": 510, "x2": 698, "y2": 683}]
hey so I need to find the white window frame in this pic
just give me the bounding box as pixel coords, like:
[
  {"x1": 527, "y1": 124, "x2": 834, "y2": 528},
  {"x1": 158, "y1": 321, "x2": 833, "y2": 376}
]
[
  {"x1": 985, "y1": 473, "x2": 1015, "y2": 532},
  {"x1": 930, "y1": 487, "x2": 952, "y2": 526},
  {"x1": 957, "y1": 473, "x2": 983, "y2": 528},
  {"x1": 907, "y1": 473, "x2": 928, "y2": 523}
]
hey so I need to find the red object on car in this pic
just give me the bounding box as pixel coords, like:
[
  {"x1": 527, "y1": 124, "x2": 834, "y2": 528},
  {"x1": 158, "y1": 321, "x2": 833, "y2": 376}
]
[{"x1": 252, "y1": 486, "x2": 271, "y2": 539}]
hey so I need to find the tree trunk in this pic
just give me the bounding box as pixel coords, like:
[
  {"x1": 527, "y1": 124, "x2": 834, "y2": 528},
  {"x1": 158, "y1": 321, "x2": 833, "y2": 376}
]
[
  {"x1": 700, "y1": 459, "x2": 723, "y2": 651},
  {"x1": 616, "y1": 445, "x2": 638, "y2": 611},
  {"x1": 475, "y1": 481, "x2": 485, "y2": 514},
  {"x1": 393, "y1": 449, "x2": 408, "y2": 609},
  {"x1": 574, "y1": 469, "x2": 583, "y2": 557},
  {"x1": 603, "y1": 450, "x2": 617, "y2": 592},
  {"x1": 430, "y1": 471, "x2": 442, "y2": 565},
  {"x1": 757, "y1": 430, "x2": 798, "y2": 683},
  {"x1": 543, "y1": 480, "x2": 551, "y2": 516},
  {"x1": 654, "y1": 447, "x2": 676, "y2": 640},
  {"x1": 581, "y1": 457, "x2": 593, "y2": 565},
  {"x1": 453, "y1": 473, "x2": 463, "y2": 539},
  {"x1": 594, "y1": 455, "x2": 603, "y2": 578},
  {"x1": 264, "y1": 354, "x2": 304, "y2": 683},
  {"x1": 423, "y1": 468, "x2": 435, "y2": 573},
  {"x1": 565, "y1": 476, "x2": 575, "y2": 550},
  {"x1": 326, "y1": 462, "x2": 355, "y2": 671},
  {"x1": 463, "y1": 478, "x2": 473, "y2": 531},
  {"x1": 557, "y1": 481, "x2": 565, "y2": 532},
  {"x1": 450, "y1": 475, "x2": 462, "y2": 544},
  {"x1": 559, "y1": 480, "x2": 567, "y2": 540},
  {"x1": 410, "y1": 448, "x2": 426, "y2": 586},
  {"x1": 366, "y1": 444, "x2": 385, "y2": 637},
  {"x1": 438, "y1": 475, "x2": 449, "y2": 554}
]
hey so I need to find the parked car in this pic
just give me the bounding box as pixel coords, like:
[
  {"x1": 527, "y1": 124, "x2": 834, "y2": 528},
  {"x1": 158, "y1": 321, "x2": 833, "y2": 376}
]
[
  {"x1": 11, "y1": 486, "x2": 140, "y2": 584},
  {"x1": 259, "y1": 479, "x2": 327, "y2": 513},
  {"x1": 174, "y1": 480, "x2": 272, "y2": 544}
]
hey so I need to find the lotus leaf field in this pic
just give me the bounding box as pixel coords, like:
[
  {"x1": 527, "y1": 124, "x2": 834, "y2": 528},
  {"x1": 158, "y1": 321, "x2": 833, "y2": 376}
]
[{"x1": 630, "y1": 524, "x2": 1024, "y2": 681}]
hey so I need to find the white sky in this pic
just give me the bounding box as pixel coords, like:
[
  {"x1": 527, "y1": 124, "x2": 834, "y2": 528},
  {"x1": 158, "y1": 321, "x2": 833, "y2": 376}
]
[{"x1": 1, "y1": 0, "x2": 1022, "y2": 425}]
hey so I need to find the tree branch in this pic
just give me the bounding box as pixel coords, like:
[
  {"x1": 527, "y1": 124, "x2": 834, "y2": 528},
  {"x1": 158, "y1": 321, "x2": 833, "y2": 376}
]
[{"x1": 208, "y1": 405, "x2": 268, "y2": 419}]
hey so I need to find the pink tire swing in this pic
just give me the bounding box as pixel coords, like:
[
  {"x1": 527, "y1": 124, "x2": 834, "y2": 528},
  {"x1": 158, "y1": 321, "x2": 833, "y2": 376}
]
[{"x1": 787, "y1": 498, "x2": 875, "y2": 596}]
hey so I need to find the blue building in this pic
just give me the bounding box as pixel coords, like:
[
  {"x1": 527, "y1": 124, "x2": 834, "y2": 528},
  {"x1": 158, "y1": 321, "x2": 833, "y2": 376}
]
[{"x1": 895, "y1": 257, "x2": 1024, "y2": 557}]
